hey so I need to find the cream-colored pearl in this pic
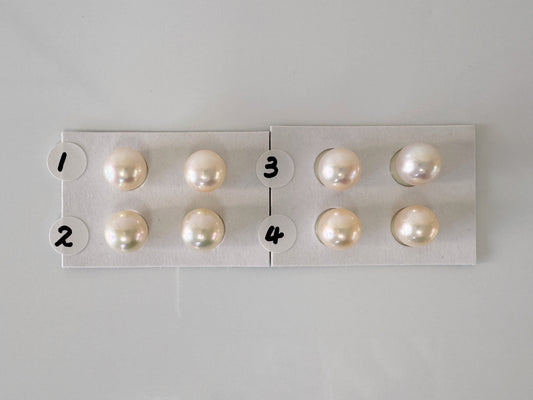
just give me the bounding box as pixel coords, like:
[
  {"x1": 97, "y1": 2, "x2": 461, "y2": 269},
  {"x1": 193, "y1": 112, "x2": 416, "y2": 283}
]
[
  {"x1": 104, "y1": 210, "x2": 149, "y2": 253},
  {"x1": 314, "y1": 148, "x2": 361, "y2": 191},
  {"x1": 181, "y1": 208, "x2": 225, "y2": 250},
  {"x1": 391, "y1": 205, "x2": 439, "y2": 247},
  {"x1": 184, "y1": 150, "x2": 226, "y2": 192},
  {"x1": 315, "y1": 208, "x2": 362, "y2": 250},
  {"x1": 314, "y1": 148, "x2": 362, "y2": 191},
  {"x1": 391, "y1": 143, "x2": 441, "y2": 186},
  {"x1": 103, "y1": 148, "x2": 147, "y2": 191}
]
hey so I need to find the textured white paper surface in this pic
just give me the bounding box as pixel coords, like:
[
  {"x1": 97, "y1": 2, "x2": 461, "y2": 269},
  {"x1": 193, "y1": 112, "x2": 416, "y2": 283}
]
[
  {"x1": 62, "y1": 131, "x2": 270, "y2": 267},
  {"x1": 270, "y1": 125, "x2": 476, "y2": 266}
]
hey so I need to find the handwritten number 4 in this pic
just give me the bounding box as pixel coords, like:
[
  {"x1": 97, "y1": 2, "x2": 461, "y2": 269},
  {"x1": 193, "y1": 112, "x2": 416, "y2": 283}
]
[
  {"x1": 265, "y1": 225, "x2": 284, "y2": 245},
  {"x1": 263, "y1": 156, "x2": 278, "y2": 178}
]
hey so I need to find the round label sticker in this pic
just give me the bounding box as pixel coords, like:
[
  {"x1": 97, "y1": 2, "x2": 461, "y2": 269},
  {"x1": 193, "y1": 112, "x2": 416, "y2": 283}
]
[
  {"x1": 49, "y1": 216, "x2": 89, "y2": 255},
  {"x1": 256, "y1": 149, "x2": 294, "y2": 188},
  {"x1": 47, "y1": 142, "x2": 87, "y2": 181},
  {"x1": 258, "y1": 215, "x2": 297, "y2": 253}
]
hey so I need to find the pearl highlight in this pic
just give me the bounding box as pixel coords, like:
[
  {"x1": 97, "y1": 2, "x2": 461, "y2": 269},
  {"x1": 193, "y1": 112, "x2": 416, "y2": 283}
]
[
  {"x1": 390, "y1": 143, "x2": 441, "y2": 186},
  {"x1": 391, "y1": 205, "x2": 439, "y2": 247},
  {"x1": 103, "y1": 148, "x2": 148, "y2": 191},
  {"x1": 315, "y1": 208, "x2": 362, "y2": 250},
  {"x1": 184, "y1": 150, "x2": 226, "y2": 192},
  {"x1": 104, "y1": 210, "x2": 149, "y2": 253},
  {"x1": 314, "y1": 148, "x2": 361, "y2": 191},
  {"x1": 181, "y1": 208, "x2": 225, "y2": 250}
]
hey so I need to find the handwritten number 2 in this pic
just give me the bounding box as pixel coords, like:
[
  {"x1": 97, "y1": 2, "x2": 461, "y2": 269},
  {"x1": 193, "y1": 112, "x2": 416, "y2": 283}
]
[
  {"x1": 263, "y1": 156, "x2": 278, "y2": 178},
  {"x1": 54, "y1": 225, "x2": 73, "y2": 248}
]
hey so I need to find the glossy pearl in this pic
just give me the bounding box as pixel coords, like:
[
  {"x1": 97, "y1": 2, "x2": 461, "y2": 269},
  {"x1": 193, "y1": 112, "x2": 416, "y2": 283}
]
[
  {"x1": 181, "y1": 208, "x2": 225, "y2": 250},
  {"x1": 104, "y1": 210, "x2": 149, "y2": 253},
  {"x1": 391, "y1": 143, "x2": 441, "y2": 186},
  {"x1": 391, "y1": 205, "x2": 439, "y2": 247},
  {"x1": 315, "y1": 208, "x2": 362, "y2": 250},
  {"x1": 314, "y1": 148, "x2": 362, "y2": 191},
  {"x1": 184, "y1": 150, "x2": 226, "y2": 192},
  {"x1": 103, "y1": 148, "x2": 147, "y2": 191}
]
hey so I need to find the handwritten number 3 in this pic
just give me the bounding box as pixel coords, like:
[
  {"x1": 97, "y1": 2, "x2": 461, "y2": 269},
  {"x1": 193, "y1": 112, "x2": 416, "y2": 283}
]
[
  {"x1": 264, "y1": 156, "x2": 278, "y2": 178},
  {"x1": 55, "y1": 225, "x2": 73, "y2": 248}
]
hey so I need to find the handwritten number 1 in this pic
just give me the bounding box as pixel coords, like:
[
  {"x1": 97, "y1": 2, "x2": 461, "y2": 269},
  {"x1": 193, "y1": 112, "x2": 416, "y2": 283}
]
[{"x1": 58, "y1": 152, "x2": 67, "y2": 172}]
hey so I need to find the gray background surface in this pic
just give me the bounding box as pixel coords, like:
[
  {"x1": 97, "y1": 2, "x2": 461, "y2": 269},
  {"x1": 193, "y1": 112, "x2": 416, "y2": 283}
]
[{"x1": 1, "y1": 1, "x2": 532, "y2": 399}]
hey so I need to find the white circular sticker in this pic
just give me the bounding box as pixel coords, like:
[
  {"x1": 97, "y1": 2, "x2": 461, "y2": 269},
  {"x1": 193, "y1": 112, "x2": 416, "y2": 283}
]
[
  {"x1": 256, "y1": 149, "x2": 294, "y2": 188},
  {"x1": 49, "y1": 216, "x2": 89, "y2": 255},
  {"x1": 258, "y1": 215, "x2": 297, "y2": 253},
  {"x1": 47, "y1": 142, "x2": 87, "y2": 181}
]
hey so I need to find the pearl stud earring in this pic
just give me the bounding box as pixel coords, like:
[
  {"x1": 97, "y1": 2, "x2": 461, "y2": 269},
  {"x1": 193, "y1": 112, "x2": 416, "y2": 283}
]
[
  {"x1": 390, "y1": 143, "x2": 441, "y2": 186},
  {"x1": 391, "y1": 205, "x2": 439, "y2": 247},
  {"x1": 314, "y1": 148, "x2": 361, "y2": 191},
  {"x1": 181, "y1": 208, "x2": 225, "y2": 250},
  {"x1": 103, "y1": 148, "x2": 148, "y2": 191},
  {"x1": 104, "y1": 210, "x2": 149, "y2": 253},
  {"x1": 184, "y1": 150, "x2": 226, "y2": 192},
  {"x1": 315, "y1": 208, "x2": 362, "y2": 250}
]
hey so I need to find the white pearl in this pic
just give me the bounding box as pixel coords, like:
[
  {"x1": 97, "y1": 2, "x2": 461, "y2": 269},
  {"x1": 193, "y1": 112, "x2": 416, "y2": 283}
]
[
  {"x1": 103, "y1": 148, "x2": 147, "y2": 191},
  {"x1": 314, "y1": 148, "x2": 361, "y2": 191},
  {"x1": 181, "y1": 208, "x2": 225, "y2": 250},
  {"x1": 184, "y1": 150, "x2": 226, "y2": 192},
  {"x1": 104, "y1": 210, "x2": 149, "y2": 253},
  {"x1": 391, "y1": 143, "x2": 441, "y2": 186},
  {"x1": 315, "y1": 208, "x2": 362, "y2": 250},
  {"x1": 391, "y1": 205, "x2": 439, "y2": 247}
]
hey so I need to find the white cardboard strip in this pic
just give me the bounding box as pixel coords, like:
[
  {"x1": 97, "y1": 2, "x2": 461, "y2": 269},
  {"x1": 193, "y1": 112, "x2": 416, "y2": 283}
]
[
  {"x1": 270, "y1": 125, "x2": 476, "y2": 266},
  {"x1": 58, "y1": 126, "x2": 475, "y2": 267},
  {"x1": 61, "y1": 131, "x2": 270, "y2": 268}
]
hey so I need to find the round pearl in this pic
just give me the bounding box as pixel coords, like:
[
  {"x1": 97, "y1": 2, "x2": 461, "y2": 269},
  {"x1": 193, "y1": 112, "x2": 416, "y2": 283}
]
[
  {"x1": 314, "y1": 148, "x2": 361, "y2": 191},
  {"x1": 184, "y1": 150, "x2": 226, "y2": 192},
  {"x1": 315, "y1": 208, "x2": 362, "y2": 250},
  {"x1": 104, "y1": 210, "x2": 149, "y2": 253},
  {"x1": 103, "y1": 148, "x2": 147, "y2": 191},
  {"x1": 181, "y1": 208, "x2": 225, "y2": 250},
  {"x1": 391, "y1": 143, "x2": 441, "y2": 186},
  {"x1": 391, "y1": 205, "x2": 439, "y2": 247}
]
